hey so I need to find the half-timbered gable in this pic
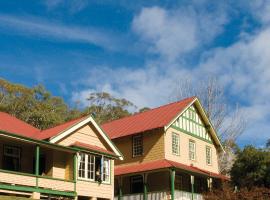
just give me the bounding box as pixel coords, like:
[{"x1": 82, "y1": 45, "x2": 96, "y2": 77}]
[{"x1": 171, "y1": 104, "x2": 212, "y2": 143}]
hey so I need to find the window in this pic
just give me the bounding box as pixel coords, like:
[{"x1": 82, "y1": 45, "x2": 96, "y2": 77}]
[
  {"x1": 78, "y1": 153, "x2": 110, "y2": 183},
  {"x1": 102, "y1": 157, "x2": 110, "y2": 183},
  {"x1": 206, "y1": 146, "x2": 212, "y2": 165},
  {"x1": 131, "y1": 175, "x2": 143, "y2": 193},
  {"x1": 172, "y1": 133, "x2": 180, "y2": 155},
  {"x1": 3, "y1": 145, "x2": 21, "y2": 171},
  {"x1": 189, "y1": 140, "x2": 196, "y2": 160},
  {"x1": 132, "y1": 135, "x2": 143, "y2": 157}
]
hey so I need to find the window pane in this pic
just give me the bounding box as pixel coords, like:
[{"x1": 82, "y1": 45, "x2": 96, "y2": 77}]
[
  {"x1": 133, "y1": 135, "x2": 143, "y2": 157},
  {"x1": 78, "y1": 153, "x2": 85, "y2": 178},
  {"x1": 189, "y1": 141, "x2": 196, "y2": 160},
  {"x1": 103, "y1": 158, "x2": 110, "y2": 182},
  {"x1": 206, "y1": 147, "x2": 212, "y2": 165},
  {"x1": 172, "y1": 133, "x2": 180, "y2": 155}
]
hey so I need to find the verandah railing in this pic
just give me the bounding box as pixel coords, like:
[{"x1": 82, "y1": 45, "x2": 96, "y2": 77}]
[
  {"x1": 0, "y1": 169, "x2": 75, "y2": 195},
  {"x1": 114, "y1": 190, "x2": 203, "y2": 200}
]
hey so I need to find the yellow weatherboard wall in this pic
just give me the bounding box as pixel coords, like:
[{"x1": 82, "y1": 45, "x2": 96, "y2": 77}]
[{"x1": 113, "y1": 129, "x2": 165, "y2": 166}]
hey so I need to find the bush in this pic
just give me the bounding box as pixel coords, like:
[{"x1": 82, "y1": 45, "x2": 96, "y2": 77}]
[{"x1": 204, "y1": 183, "x2": 270, "y2": 200}]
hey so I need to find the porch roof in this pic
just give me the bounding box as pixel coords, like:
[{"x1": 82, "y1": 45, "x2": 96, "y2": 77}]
[
  {"x1": 115, "y1": 159, "x2": 229, "y2": 180},
  {"x1": 70, "y1": 141, "x2": 118, "y2": 158}
]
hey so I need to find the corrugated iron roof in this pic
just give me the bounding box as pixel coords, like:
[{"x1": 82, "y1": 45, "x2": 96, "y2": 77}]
[
  {"x1": 0, "y1": 112, "x2": 40, "y2": 139},
  {"x1": 115, "y1": 159, "x2": 229, "y2": 180},
  {"x1": 102, "y1": 97, "x2": 196, "y2": 139},
  {"x1": 36, "y1": 116, "x2": 89, "y2": 140}
]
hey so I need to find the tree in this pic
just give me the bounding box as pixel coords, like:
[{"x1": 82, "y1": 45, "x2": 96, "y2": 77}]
[
  {"x1": 170, "y1": 77, "x2": 246, "y2": 175},
  {"x1": 83, "y1": 92, "x2": 136, "y2": 124},
  {"x1": 267, "y1": 139, "x2": 270, "y2": 149},
  {"x1": 230, "y1": 146, "x2": 270, "y2": 188},
  {"x1": 0, "y1": 79, "x2": 81, "y2": 129}
]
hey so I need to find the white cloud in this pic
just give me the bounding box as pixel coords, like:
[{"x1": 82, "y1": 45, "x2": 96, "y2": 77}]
[
  {"x1": 0, "y1": 14, "x2": 121, "y2": 51},
  {"x1": 245, "y1": 0, "x2": 270, "y2": 25},
  {"x1": 132, "y1": 5, "x2": 228, "y2": 61}
]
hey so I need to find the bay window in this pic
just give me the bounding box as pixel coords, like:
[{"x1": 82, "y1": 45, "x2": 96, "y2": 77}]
[{"x1": 78, "y1": 153, "x2": 110, "y2": 183}]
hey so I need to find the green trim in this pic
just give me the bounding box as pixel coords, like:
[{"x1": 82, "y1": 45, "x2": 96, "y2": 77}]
[
  {"x1": 143, "y1": 182, "x2": 148, "y2": 200},
  {"x1": 170, "y1": 168, "x2": 175, "y2": 200},
  {"x1": 35, "y1": 145, "x2": 40, "y2": 187},
  {"x1": 191, "y1": 176, "x2": 194, "y2": 200},
  {"x1": 0, "y1": 183, "x2": 76, "y2": 197},
  {"x1": 73, "y1": 153, "x2": 77, "y2": 192},
  {"x1": 0, "y1": 130, "x2": 76, "y2": 153},
  {"x1": 181, "y1": 116, "x2": 205, "y2": 127},
  {"x1": 72, "y1": 146, "x2": 118, "y2": 159},
  {"x1": 118, "y1": 187, "x2": 122, "y2": 200},
  {"x1": 171, "y1": 125, "x2": 213, "y2": 144}
]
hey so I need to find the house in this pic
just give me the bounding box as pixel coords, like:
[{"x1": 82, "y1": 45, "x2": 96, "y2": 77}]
[
  {"x1": 102, "y1": 97, "x2": 228, "y2": 200},
  {"x1": 0, "y1": 112, "x2": 123, "y2": 200}
]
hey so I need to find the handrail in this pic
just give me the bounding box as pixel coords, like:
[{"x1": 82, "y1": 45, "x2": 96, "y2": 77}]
[{"x1": 0, "y1": 168, "x2": 74, "y2": 183}]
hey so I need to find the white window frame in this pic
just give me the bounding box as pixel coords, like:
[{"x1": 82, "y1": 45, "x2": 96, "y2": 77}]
[
  {"x1": 206, "y1": 146, "x2": 212, "y2": 165},
  {"x1": 78, "y1": 153, "x2": 111, "y2": 183},
  {"x1": 172, "y1": 132, "x2": 180, "y2": 156},
  {"x1": 189, "y1": 140, "x2": 196, "y2": 161},
  {"x1": 132, "y1": 135, "x2": 143, "y2": 157},
  {"x1": 78, "y1": 153, "x2": 95, "y2": 181},
  {"x1": 102, "y1": 157, "x2": 110, "y2": 183}
]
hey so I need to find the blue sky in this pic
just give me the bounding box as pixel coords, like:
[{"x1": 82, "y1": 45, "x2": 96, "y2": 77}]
[{"x1": 0, "y1": 0, "x2": 270, "y2": 147}]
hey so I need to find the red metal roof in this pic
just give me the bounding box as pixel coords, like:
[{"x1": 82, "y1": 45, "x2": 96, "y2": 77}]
[
  {"x1": 70, "y1": 141, "x2": 117, "y2": 157},
  {"x1": 0, "y1": 112, "x2": 40, "y2": 138},
  {"x1": 0, "y1": 112, "x2": 89, "y2": 140},
  {"x1": 36, "y1": 116, "x2": 89, "y2": 140},
  {"x1": 102, "y1": 97, "x2": 196, "y2": 139},
  {"x1": 115, "y1": 159, "x2": 229, "y2": 180}
]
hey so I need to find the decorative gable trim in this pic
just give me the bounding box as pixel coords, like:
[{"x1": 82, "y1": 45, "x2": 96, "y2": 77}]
[
  {"x1": 49, "y1": 115, "x2": 123, "y2": 160},
  {"x1": 165, "y1": 97, "x2": 224, "y2": 152}
]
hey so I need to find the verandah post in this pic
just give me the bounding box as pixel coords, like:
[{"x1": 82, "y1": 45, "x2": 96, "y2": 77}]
[
  {"x1": 143, "y1": 173, "x2": 148, "y2": 200},
  {"x1": 35, "y1": 145, "x2": 40, "y2": 187},
  {"x1": 170, "y1": 168, "x2": 175, "y2": 200},
  {"x1": 73, "y1": 153, "x2": 77, "y2": 193},
  {"x1": 118, "y1": 177, "x2": 122, "y2": 200},
  {"x1": 191, "y1": 175, "x2": 194, "y2": 200}
]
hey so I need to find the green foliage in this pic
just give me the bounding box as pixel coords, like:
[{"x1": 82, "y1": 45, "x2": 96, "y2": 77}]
[
  {"x1": 83, "y1": 92, "x2": 136, "y2": 124},
  {"x1": 267, "y1": 139, "x2": 270, "y2": 148},
  {"x1": 138, "y1": 107, "x2": 151, "y2": 113},
  {"x1": 0, "y1": 79, "x2": 81, "y2": 129},
  {"x1": 230, "y1": 145, "x2": 270, "y2": 188}
]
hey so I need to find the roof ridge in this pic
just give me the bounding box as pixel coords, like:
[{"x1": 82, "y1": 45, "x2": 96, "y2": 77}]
[
  {"x1": 102, "y1": 96, "x2": 196, "y2": 125},
  {"x1": 41, "y1": 114, "x2": 89, "y2": 132}
]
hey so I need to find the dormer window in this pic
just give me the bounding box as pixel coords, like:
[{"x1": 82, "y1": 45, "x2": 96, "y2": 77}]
[{"x1": 132, "y1": 135, "x2": 143, "y2": 157}]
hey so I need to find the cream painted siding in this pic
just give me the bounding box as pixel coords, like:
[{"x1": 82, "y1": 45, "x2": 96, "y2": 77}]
[
  {"x1": 113, "y1": 130, "x2": 164, "y2": 166},
  {"x1": 57, "y1": 124, "x2": 110, "y2": 150},
  {"x1": 52, "y1": 151, "x2": 67, "y2": 179},
  {"x1": 165, "y1": 127, "x2": 219, "y2": 173},
  {"x1": 76, "y1": 160, "x2": 114, "y2": 199}
]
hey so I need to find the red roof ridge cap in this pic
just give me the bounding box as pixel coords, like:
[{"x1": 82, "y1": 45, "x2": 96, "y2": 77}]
[
  {"x1": 102, "y1": 96, "x2": 196, "y2": 126},
  {"x1": 41, "y1": 114, "x2": 90, "y2": 132}
]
